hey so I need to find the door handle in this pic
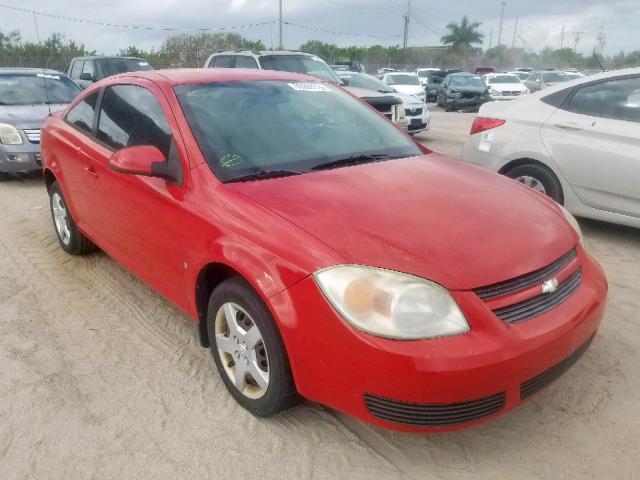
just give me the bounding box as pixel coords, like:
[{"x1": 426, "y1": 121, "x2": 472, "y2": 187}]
[
  {"x1": 554, "y1": 122, "x2": 583, "y2": 131},
  {"x1": 84, "y1": 166, "x2": 98, "y2": 178}
]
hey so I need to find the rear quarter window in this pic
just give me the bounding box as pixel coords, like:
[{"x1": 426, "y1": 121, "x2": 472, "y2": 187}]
[{"x1": 66, "y1": 91, "x2": 99, "y2": 134}]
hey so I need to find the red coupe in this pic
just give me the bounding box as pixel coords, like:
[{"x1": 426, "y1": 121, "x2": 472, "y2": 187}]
[{"x1": 41, "y1": 69, "x2": 607, "y2": 432}]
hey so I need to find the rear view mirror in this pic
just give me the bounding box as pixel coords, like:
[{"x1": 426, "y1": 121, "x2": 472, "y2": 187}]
[
  {"x1": 109, "y1": 145, "x2": 179, "y2": 183},
  {"x1": 79, "y1": 73, "x2": 93, "y2": 81}
]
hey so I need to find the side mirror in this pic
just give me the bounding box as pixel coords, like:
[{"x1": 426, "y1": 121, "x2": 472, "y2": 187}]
[
  {"x1": 109, "y1": 145, "x2": 179, "y2": 183},
  {"x1": 79, "y1": 72, "x2": 94, "y2": 81}
]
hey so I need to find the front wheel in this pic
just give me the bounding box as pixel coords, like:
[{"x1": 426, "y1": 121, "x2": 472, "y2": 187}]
[
  {"x1": 207, "y1": 278, "x2": 299, "y2": 417},
  {"x1": 48, "y1": 181, "x2": 95, "y2": 255},
  {"x1": 505, "y1": 163, "x2": 564, "y2": 204},
  {"x1": 444, "y1": 98, "x2": 455, "y2": 112}
]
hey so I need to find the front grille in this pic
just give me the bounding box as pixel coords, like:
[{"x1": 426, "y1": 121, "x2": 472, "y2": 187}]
[
  {"x1": 501, "y1": 91, "x2": 521, "y2": 96},
  {"x1": 521, "y1": 336, "x2": 594, "y2": 399},
  {"x1": 494, "y1": 269, "x2": 583, "y2": 324},
  {"x1": 475, "y1": 248, "x2": 577, "y2": 301},
  {"x1": 462, "y1": 92, "x2": 479, "y2": 99},
  {"x1": 364, "y1": 392, "x2": 505, "y2": 427},
  {"x1": 23, "y1": 129, "x2": 41, "y2": 143},
  {"x1": 405, "y1": 107, "x2": 423, "y2": 116}
]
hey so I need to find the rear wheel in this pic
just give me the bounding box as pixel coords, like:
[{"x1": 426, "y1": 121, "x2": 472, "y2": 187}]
[
  {"x1": 48, "y1": 182, "x2": 95, "y2": 255},
  {"x1": 505, "y1": 163, "x2": 564, "y2": 204},
  {"x1": 207, "y1": 278, "x2": 299, "y2": 417}
]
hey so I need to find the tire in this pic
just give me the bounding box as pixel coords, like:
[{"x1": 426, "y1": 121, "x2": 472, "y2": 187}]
[
  {"x1": 207, "y1": 277, "x2": 299, "y2": 417},
  {"x1": 505, "y1": 163, "x2": 564, "y2": 204},
  {"x1": 444, "y1": 98, "x2": 455, "y2": 112},
  {"x1": 48, "y1": 181, "x2": 96, "y2": 255},
  {"x1": 436, "y1": 94, "x2": 443, "y2": 108}
]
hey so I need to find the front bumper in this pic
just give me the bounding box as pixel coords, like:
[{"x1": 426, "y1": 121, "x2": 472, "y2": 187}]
[
  {"x1": 406, "y1": 109, "x2": 430, "y2": 133},
  {"x1": 448, "y1": 97, "x2": 489, "y2": 110},
  {"x1": 271, "y1": 249, "x2": 607, "y2": 432},
  {"x1": 0, "y1": 143, "x2": 42, "y2": 174}
]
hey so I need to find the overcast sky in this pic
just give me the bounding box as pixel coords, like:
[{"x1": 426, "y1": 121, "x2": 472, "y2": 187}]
[{"x1": 1, "y1": 0, "x2": 638, "y2": 56}]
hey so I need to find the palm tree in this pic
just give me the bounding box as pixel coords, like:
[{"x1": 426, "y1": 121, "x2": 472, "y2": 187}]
[{"x1": 441, "y1": 16, "x2": 484, "y2": 51}]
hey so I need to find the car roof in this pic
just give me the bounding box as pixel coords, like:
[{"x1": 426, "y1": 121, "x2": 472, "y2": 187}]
[
  {"x1": 0, "y1": 67, "x2": 64, "y2": 75},
  {"x1": 72, "y1": 56, "x2": 145, "y2": 61},
  {"x1": 485, "y1": 73, "x2": 519, "y2": 77},
  {"x1": 212, "y1": 50, "x2": 314, "y2": 57},
  {"x1": 99, "y1": 68, "x2": 323, "y2": 86}
]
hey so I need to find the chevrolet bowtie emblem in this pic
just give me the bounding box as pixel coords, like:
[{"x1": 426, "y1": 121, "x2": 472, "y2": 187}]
[{"x1": 541, "y1": 278, "x2": 559, "y2": 294}]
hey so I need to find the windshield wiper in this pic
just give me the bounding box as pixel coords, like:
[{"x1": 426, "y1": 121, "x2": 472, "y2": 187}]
[
  {"x1": 311, "y1": 154, "x2": 400, "y2": 171},
  {"x1": 225, "y1": 169, "x2": 301, "y2": 183}
]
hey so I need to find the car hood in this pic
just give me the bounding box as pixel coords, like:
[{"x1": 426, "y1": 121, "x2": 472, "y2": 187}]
[
  {"x1": 393, "y1": 92, "x2": 424, "y2": 107},
  {"x1": 392, "y1": 85, "x2": 424, "y2": 96},
  {"x1": 490, "y1": 83, "x2": 527, "y2": 91},
  {"x1": 230, "y1": 154, "x2": 576, "y2": 290},
  {"x1": 0, "y1": 104, "x2": 68, "y2": 129}
]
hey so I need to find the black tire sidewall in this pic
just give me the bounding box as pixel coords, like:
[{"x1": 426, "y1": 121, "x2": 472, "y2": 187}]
[
  {"x1": 506, "y1": 164, "x2": 564, "y2": 204},
  {"x1": 206, "y1": 278, "x2": 297, "y2": 417}
]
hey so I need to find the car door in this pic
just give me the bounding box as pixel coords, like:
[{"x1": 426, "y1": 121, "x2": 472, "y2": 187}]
[
  {"x1": 83, "y1": 80, "x2": 190, "y2": 308},
  {"x1": 526, "y1": 73, "x2": 542, "y2": 92},
  {"x1": 540, "y1": 75, "x2": 640, "y2": 218},
  {"x1": 58, "y1": 90, "x2": 100, "y2": 228}
]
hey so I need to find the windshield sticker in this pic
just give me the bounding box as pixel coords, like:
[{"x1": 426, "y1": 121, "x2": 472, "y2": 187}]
[
  {"x1": 36, "y1": 73, "x2": 61, "y2": 80},
  {"x1": 138, "y1": 61, "x2": 149, "y2": 66},
  {"x1": 220, "y1": 153, "x2": 243, "y2": 168},
  {"x1": 310, "y1": 56, "x2": 323, "y2": 62},
  {"x1": 473, "y1": 76, "x2": 482, "y2": 80},
  {"x1": 288, "y1": 82, "x2": 330, "y2": 92}
]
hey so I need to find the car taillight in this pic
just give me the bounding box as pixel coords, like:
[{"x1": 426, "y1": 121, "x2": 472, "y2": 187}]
[{"x1": 470, "y1": 117, "x2": 505, "y2": 135}]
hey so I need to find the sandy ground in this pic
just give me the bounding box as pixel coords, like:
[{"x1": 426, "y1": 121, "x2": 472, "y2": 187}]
[{"x1": 1, "y1": 110, "x2": 639, "y2": 480}]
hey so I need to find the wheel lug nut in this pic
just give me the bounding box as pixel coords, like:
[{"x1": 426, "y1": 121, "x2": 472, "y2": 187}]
[
  {"x1": 234, "y1": 351, "x2": 240, "y2": 359},
  {"x1": 244, "y1": 358, "x2": 249, "y2": 365},
  {"x1": 234, "y1": 336, "x2": 239, "y2": 344}
]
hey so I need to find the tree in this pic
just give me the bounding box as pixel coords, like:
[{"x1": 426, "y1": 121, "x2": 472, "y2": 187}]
[{"x1": 441, "y1": 16, "x2": 484, "y2": 51}]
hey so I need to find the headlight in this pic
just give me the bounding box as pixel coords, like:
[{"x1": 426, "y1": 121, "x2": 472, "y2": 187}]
[
  {"x1": 449, "y1": 91, "x2": 461, "y2": 99},
  {"x1": 314, "y1": 265, "x2": 470, "y2": 340},
  {"x1": 489, "y1": 88, "x2": 502, "y2": 96},
  {"x1": 0, "y1": 123, "x2": 23, "y2": 145},
  {"x1": 558, "y1": 205, "x2": 583, "y2": 243}
]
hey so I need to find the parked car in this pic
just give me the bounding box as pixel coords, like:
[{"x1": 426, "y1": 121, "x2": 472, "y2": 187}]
[
  {"x1": 523, "y1": 71, "x2": 573, "y2": 93},
  {"x1": 334, "y1": 60, "x2": 366, "y2": 73},
  {"x1": 330, "y1": 64, "x2": 349, "y2": 72},
  {"x1": 515, "y1": 67, "x2": 533, "y2": 73},
  {"x1": 41, "y1": 68, "x2": 606, "y2": 432},
  {"x1": 437, "y1": 73, "x2": 490, "y2": 111},
  {"x1": 473, "y1": 67, "x2": 495, "y2": 75},
  {"x1": 381, "y1": 72, "x2": 426, "y2": 102},
  {"x1": 507, "y1": 71, "x2": 531, "y2": 81},
  {"x1": 462, "y1": 68, "x2": 640, "y2": 228},
  {"x1": 67, "y1": 56, "x2": 153, "y2": 89},
  {"x1": 204, "y1": 51, "x2": 406, "y2": 128},
  {"x1": 416, "y1": 70, "x2": 445, "y2": 102},
  {"x1": 0, "y1": 68, "x2": 80, "y2": 180},
  {"x1": 483, "y1": 73, "x2": 529, "y2": 100},
  {"x1": 444, "y1": 68, "x2": 464, "y2": 75},
  {"x1": 338, "y1": 71, "x2": 430, "y2": 135},
  {"x1": 416, "y1": 67, "x2": 442, "y2": 86}
]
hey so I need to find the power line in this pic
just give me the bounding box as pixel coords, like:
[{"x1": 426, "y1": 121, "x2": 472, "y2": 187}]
[
  {"x1": 0, "y1": 2, "x2": 274, "y2": 32},
  {"x1": 411, "y1": 11, "x2": 444, "y2": 36},
  {"x1": 315, "y1": 0, "x2": 401, "y2": 13},
  {"x1": 283, "y1": 21, "x2": 401, "y2": 39}
]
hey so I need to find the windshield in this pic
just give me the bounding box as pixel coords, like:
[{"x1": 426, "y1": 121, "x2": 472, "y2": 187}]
[
  {"x1": 450, "y1": 75, "x2": 485, "y2": 88},
  {"x1": 487, "y1": 75, "x2": 521, "y2": 84},
  {"x1": 176, "y1": 81, "x2": 420, "y2": 182},
  {"x1": 0, "y1": 73, "x2": 80, "y2": 105},
  {"x1": 340, "y1": 73, "x2": 393, "y2": 93},
  {"x1": 260, "y1": 55, "x2": 341, "y2": 84},
  {"x1": 386, "y1": 74, "x2": 421, "y2": 86},
  {"x1": 542, "y1": 72, "x2": 570, "y2": 83},
  {"x1": 99, "y1": 58, "x2": 152, "y2": 78}
]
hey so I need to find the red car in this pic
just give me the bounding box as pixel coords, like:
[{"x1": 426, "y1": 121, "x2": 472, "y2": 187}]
[{"x1": 41, "y1": 69, "x2": 607, "y2": 432}]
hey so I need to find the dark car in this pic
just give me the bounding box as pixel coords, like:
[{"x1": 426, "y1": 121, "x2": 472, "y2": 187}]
[
  {"x1": 473, "y1": 67, "x2": 496, "y2": 75},
  {"x1": 437, "y1": 73, "x2": 490, "y2": 112},
  {"x1": 420, "y1": 72, "x2": 445, "y2": 102},
  {"x1": 67, "y1": 56, "x2": 153, "y2": 89},
  {"x1": 0, "y1": 68, "x2": 81, "y2": 180}
]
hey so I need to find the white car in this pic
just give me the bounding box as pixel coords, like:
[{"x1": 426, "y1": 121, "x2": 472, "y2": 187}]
[
  {"x1": 382, "y1": 72, "x2": 426, "y2": 103},
  {"x1": 416, "y1": 68, "x2": 442, "y2": 86},
  {"x1": 483, "y1": 73, "x2": 529, "y2": 100},
  {"x1": 337, "y1": 72, "x2": 429, "y2": 135},
  {"x1": 461, "y1": 68, "x2": 640, "y2": 229}
]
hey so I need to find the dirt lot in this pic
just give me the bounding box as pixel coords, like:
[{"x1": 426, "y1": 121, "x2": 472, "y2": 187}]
[{"x1": 1, "y1": 110, "x2": 639, "y2": 480}]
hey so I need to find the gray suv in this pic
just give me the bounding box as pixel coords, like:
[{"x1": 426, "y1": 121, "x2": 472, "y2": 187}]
[
  {"x1": 0, "y1": 68, "x2": 80, "y2": 179},
  {"x1": 67, "y1": 56, "x2": 153, "y2": 89},
  {"x1": 204, "y1": 51, "x2": 406, "y2": 127}
]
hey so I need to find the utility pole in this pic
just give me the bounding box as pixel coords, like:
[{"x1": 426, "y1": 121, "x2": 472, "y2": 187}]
[
  {"x1": 573, "y1": 31, "x2": 583, "y2": 53},
  {"x1": 403, "y1": 0, "x2": 411, "y2": 48},
  {"x1": 560, "y1": 24, "x2": 565, "y2": 49},
  {"x1": 488, "y1": 28, "x2": 493, "y2": 49},
  {"x1": 497, "y1": 1, "x2": 506, "y2": 46},
  {"x1": 278, "y1": 0, "x2": 283, "y2": 50},
  {"x1": 511, "y1": 16, "x2": 518, "y2": 48}
]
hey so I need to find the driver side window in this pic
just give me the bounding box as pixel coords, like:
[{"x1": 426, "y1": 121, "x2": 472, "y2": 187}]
[{"x1": 96, "y1": 84, "x2": 173, "y2": 158}]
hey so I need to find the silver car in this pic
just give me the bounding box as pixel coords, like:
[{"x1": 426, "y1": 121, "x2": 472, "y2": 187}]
[
  {"x1": 461, "y1": 67, "x2": 640, "y2": 229},
  {"x1": 0, "y1": 69, "x2": 80, "y2": 180}
]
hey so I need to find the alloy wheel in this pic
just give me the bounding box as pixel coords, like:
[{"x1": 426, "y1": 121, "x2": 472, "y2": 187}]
[
  {"x1": 214, "y1": 302, "x2": 270, "y2": 399},
  {"x1": 51, "y1": 192, "x2": 71, "y2": 246},
  {"x1": 514, "y1": 175, "x2": 547, "y2": 194}
]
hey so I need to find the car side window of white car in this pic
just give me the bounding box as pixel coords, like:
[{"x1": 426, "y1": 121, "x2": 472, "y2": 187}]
[{"x1": 565, "y1": 77, "x2": 640, "y2": 124}]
